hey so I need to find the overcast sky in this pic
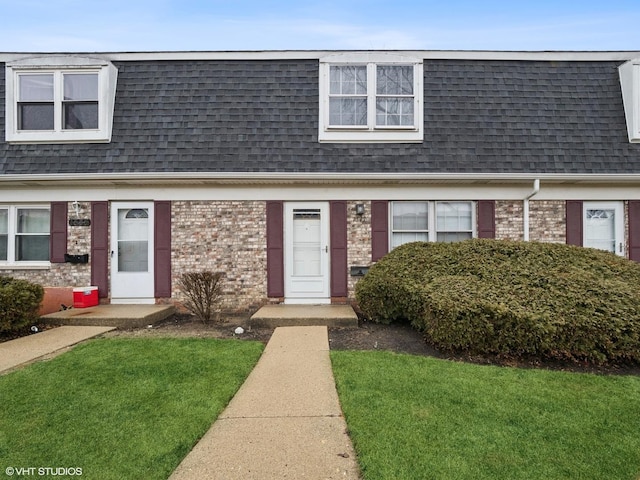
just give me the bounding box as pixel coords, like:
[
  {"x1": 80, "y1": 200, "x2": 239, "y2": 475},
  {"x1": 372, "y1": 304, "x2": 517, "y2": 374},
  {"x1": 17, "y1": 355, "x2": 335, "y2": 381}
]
[{"x1": 0, "y1": 0, "x2": 638, "y2": 52}]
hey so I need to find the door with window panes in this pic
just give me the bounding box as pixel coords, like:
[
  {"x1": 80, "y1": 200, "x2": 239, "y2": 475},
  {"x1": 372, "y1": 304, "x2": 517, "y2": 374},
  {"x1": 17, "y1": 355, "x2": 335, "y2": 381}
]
[
  {"x1": 284, "y1": 202, "x2": 330, "y2": 303},
  {"x1": 110, "y1": 202, "x2": 155, "y2": 303},
  {"x1": 583, "y1": 202, "x2": 625, "y2": 256}
]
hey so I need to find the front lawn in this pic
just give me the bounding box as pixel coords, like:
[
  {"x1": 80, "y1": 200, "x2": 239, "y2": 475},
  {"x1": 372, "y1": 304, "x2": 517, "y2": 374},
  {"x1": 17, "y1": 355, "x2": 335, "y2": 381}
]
[
  {"x1": 0, "y1": 338, "x2": 264, "y2": 479},
  {"x1": 332, "y1": 350, "x2": 640, "y2": 480}
]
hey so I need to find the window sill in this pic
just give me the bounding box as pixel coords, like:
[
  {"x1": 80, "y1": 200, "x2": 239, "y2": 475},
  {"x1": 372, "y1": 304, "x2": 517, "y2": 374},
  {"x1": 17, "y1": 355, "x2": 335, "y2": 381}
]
[
  {"x1": 319, "y1": 128, "x2": 423, "y2": 143},
  {"x1": 0, "y1": 263, "x2": 51, "y2": 270},
  {"x1": 5, "y1": 131, "x2": 111, "y2": 144}
]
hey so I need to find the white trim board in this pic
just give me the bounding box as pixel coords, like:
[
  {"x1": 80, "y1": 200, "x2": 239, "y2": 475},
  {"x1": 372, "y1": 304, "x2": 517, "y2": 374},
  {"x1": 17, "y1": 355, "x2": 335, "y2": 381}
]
[
  {"x1": 2, "y1": 50, "x2": 640, "y2": 63},
  {"x1": 2, "y1": 184, "x2": 640, "y2": 202},
  {"x1": 3, "y1": 172, "x2": 640, "y2": 184}
]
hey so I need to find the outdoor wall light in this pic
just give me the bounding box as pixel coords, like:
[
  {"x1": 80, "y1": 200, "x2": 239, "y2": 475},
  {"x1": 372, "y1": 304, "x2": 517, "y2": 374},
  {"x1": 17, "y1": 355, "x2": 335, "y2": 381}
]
[{"x1": 355, "y1": 203, "x2": 365, "y2": 215}]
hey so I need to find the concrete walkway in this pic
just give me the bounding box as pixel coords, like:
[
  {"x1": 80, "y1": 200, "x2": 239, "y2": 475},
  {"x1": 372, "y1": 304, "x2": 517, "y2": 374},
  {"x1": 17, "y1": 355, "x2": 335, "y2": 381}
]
[
  {"x1": 42, "y1": 304, "x2": 175, "y2": 328},
  {"x1": 0, "y1": 326, "x2": 115, "y2": 374},
  {"x1": 170, "y1": 326, "x2": 361, "y2": 480},
  {"x1": 250, "y1": 304, "x2": 359, "y2": 328}
]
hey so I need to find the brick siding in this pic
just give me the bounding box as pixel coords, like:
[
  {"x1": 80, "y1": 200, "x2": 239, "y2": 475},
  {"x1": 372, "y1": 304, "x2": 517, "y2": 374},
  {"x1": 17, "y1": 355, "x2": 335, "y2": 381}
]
[{"x1": 171, "y1": 201, "x2": 267, "y2": 314}]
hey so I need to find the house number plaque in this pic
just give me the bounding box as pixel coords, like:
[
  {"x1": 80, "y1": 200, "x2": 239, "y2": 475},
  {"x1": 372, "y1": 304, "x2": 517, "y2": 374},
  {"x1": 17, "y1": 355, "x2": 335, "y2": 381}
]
[{"x1": 69, "y1": 219, "x2": 91, "y2": 227}]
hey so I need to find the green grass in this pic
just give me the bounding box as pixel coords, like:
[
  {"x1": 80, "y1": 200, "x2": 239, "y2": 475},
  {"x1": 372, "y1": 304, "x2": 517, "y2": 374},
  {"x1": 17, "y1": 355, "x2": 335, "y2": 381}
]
[
  {"x1": 0, "y1": 338, "x2": 264, "y2": 479},
  {"x1": 332, "y1": 350, "x2": 640, "y2": 480}
]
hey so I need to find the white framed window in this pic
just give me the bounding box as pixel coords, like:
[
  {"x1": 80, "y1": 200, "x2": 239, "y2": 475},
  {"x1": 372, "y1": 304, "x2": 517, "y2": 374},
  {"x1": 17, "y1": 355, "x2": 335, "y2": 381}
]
[
  {"x1": 436, "y1": 201, "x2": 474, "y2": 242},
  {"x1": 619, "y1": 58, "x2": 640, "y2": 143},
  {"x1": 391, "y1": 201, "x2": 429, "y2": 248},
  {"x1": 5, "y1": 56, "x2": 118, "y2": 144},
  {"x1": 319, "y1": 53, "x2": 423, "y2": 143},
  {"x1": 391, "y1": 201, "x2": 475, "y2": 249},
  {"x1": 0, "y1": 206, "x2": 50, "y2": 265}
]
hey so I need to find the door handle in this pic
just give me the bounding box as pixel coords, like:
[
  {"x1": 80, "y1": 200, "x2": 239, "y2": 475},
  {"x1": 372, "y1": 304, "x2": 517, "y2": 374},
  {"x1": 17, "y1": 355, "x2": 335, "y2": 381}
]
[
  {"x1": 620, "y1": 242, "x2": 623, "y2": 253},
  {"x1": 325, "y1": 246, "x2": 328, "y2": 253}
]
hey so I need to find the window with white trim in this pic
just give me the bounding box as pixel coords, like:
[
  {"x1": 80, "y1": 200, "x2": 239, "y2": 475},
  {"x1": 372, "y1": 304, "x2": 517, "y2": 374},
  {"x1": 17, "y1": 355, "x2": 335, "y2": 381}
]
[
  {"x1": 619, "y1": 58, "x2": 640, "y2": 143},
  {"x1": 17, "y1": 72, "x2": 99, "y2": 131},
  {"x1": 0, "y1": 206, "x2": 50, "y2": 264},
  {"x1": 391, "y1": 201, "x2": 475, "y2": 248},
  {"x1": 319, "y1": 53, "x2": 423, "y2": 143},
  {"x1": 5, "y1": 56, "x2": 118, "y2": 144}
]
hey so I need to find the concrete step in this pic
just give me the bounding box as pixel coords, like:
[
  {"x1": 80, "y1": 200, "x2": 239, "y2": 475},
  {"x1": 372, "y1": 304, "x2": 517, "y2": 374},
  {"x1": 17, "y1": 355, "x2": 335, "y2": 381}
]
[
  {"x1": 42, "y1": 304, "x2": 175, "y2": 329},
  {"x1": 249, "y1": 304, "x2": 358, "y2": 328}
]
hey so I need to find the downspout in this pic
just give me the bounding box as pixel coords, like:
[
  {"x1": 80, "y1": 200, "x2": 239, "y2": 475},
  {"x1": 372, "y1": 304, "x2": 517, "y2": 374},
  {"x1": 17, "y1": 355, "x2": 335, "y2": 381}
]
[{"x1": 523, "y1": 179, "x2": 540, "y2": 241}]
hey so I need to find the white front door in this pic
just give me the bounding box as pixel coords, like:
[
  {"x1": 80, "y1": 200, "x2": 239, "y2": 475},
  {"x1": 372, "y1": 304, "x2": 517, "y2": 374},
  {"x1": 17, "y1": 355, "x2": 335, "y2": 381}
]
[
  {"x1": 584, "y1": 201, "x2": 625, "y2": 256},
  {"x1": 284, "y1": 202, "x2": 330, "y2": 304},
  {"x1": 110, "y1": 202, "x2": 155, "y2": 303}
]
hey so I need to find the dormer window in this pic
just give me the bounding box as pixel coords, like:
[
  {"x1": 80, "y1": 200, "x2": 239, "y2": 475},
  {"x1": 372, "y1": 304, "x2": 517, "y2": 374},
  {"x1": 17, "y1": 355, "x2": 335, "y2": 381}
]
[
  {"x1": 6, "y1": 56, "x2": 118, "y2": 144},
  {"x1": 619, "y1": 58, "x2": 640, "y2": 143},
  {"x1": 319, "y1": 53, "x2": 423, "y2": 143},
  {"x1": 18, "y1": 72, "x2": 99, "y2": 131}
]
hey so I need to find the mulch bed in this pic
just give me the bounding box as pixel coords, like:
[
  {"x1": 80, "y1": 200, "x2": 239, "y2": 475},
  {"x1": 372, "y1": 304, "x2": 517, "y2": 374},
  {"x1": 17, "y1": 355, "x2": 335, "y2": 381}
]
[
  {"x1": 0, "y1": 321, "x2": 59, "y2": 343},
  {"x1": 3, "y1": 313, "x2": 639, "y2": 376}
]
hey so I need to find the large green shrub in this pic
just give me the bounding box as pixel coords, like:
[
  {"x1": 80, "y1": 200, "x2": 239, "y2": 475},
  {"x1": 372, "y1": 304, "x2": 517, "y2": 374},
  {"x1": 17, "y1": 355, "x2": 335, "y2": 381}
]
[
  {"x1": 0, "y1": 277, "x2": 44, "y2": 333},
  {"x1": 356, "y1": 240, "x2": 640, "y2": 364}
]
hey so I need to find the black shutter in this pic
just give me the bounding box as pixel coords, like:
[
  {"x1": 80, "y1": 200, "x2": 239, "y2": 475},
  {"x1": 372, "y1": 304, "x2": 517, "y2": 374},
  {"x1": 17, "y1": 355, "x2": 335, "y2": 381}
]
[
  {"x1": 371, "y1": 200, "x2": 389, "y2": 261},
  {"x1": 91, "y1": 202, "x2": 109, "y2": 298},
  {"x1": 628, "y1": 201, "x2": 640, "y2": 261},
  {"x1": 266, "y1": 201, "x2": 284, "y2": 297},
  {"x1": 50, "y1": 202, "x2": 68, "y2": 263},
  {"x1": 566, "y1": 201, "x2": 583, "y2": 246},
  {"x1": 154, "y1": 201, "x2": 172, "y2": 297},
  {"x1": 330, "y1": 201, "x2": 348, "y2": 297},
  {"x1": 477, "y1": 201, "x2": 496, "y2": 239}
]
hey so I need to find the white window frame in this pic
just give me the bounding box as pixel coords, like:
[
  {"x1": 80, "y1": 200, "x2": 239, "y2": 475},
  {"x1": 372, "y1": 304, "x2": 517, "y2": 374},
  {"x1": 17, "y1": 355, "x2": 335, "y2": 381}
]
[
  {"x1": 390, "y1": 201, "x2": 476, "y2": 249},
  {"x1": 319, "y1": 53, "x2": 423, "y2": 143},
  {"x1": 5, "y1": 56, "x2": 118, "y2": 144},
  {"x1": 619, "y1": 58, "x2": 640, "y2": 143},
  {"x1": 0, "y1": 205, "x2": 51, "y2": 268}
]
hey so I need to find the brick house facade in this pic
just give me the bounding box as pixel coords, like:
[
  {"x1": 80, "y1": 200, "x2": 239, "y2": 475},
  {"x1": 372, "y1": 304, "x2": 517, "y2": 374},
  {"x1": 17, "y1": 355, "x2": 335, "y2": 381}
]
[{"x1": 1, "y1": 51, "x2": 640, "y2": 313}]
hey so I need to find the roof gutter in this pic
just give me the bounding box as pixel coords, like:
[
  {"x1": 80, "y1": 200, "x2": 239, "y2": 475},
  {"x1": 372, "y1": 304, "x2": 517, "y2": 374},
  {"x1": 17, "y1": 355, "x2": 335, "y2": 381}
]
[{"x1": 2, "y1": 172, "x2": 640, "y2": 185}]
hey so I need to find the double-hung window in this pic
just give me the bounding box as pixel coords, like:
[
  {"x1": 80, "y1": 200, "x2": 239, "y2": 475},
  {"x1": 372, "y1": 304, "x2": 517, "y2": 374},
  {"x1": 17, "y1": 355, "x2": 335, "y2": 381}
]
[
  {"x1": 17, "y1": 72, "x2": 99, "y2": 131},
  {"x1": 5, "y1": 56, "x2": 118, "y2": 144},
  {"x1": 0, "y1": 206, "x2": 50, "y2": 264},
  {"x1": 436, "y1": 202, "x2": 474, "y2": 242},
  {"x1": 319, "y1": 53, "x2": 423, "y2": 143},
  {"x1": 391, "y1": 201, "x2": 475, "y2": 248}
]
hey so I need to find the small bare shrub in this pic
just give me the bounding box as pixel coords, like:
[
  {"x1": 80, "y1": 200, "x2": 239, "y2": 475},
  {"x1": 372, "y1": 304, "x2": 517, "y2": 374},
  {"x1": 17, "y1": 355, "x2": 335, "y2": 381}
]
[{"x1": 178, "y1": 271, "x2": 224, "y2": 323}]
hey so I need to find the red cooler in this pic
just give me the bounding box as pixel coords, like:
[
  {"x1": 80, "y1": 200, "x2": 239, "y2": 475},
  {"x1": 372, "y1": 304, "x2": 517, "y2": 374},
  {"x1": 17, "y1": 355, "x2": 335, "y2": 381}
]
[{"x1": 73, "y1": 286, "x2": 99, "y2": 308}]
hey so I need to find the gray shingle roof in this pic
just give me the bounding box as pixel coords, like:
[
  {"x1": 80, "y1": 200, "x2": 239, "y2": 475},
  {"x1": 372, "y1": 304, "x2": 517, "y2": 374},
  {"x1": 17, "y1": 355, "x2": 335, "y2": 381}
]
[{"x1": 1, "y1": 58, "x2": 639, "y2": 175}]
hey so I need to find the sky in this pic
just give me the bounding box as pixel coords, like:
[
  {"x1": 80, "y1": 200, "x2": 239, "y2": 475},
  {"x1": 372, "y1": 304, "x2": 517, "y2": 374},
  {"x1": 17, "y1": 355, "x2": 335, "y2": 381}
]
[{"x1": 0, "y1": 0, "x2": 638, "y2": 53}]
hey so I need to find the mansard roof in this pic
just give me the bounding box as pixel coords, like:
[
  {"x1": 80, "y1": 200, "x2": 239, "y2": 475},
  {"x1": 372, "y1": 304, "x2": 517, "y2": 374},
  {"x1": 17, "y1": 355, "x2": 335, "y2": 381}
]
[{"x1": 1, "y1": 50, "x2": 639, "y2": 179}]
